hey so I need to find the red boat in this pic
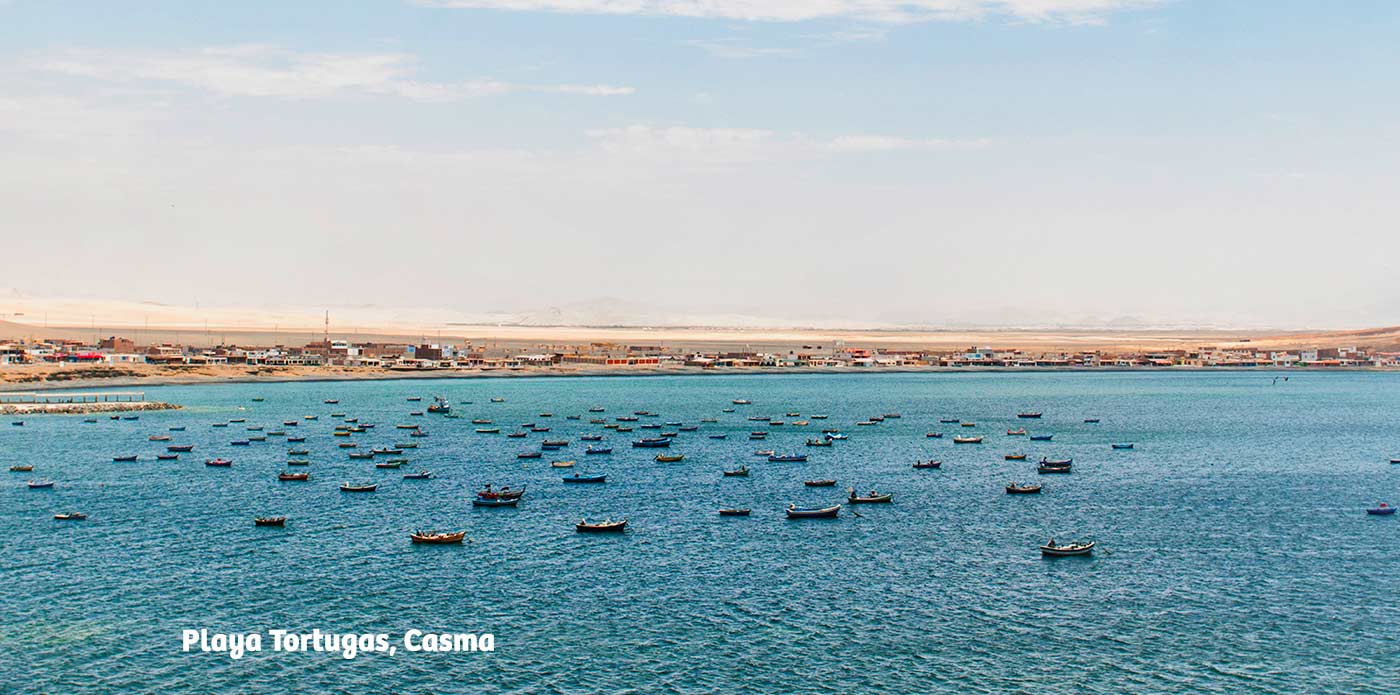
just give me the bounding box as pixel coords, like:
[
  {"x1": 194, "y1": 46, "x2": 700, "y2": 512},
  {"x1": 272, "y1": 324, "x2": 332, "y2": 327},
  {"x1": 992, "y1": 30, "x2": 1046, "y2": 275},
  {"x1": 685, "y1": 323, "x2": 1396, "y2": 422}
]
[{"x1": 205, "y1": 458, "x2": 233, "y2": 467}]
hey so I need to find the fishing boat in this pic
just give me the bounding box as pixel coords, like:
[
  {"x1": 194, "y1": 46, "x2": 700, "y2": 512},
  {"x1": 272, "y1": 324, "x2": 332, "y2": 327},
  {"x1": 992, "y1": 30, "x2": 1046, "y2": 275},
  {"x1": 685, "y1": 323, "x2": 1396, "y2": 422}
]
[
  {"x1": 1005, "y1": 453, "x2": 1027, "y2": 461},
  {"x1": 563, "y1": 473, "x2": 607, "y2": 483},
  {"x1": 212, "y1": 422, "x2": 229, "y2": 428},
  {"x1": 552, "y1": 460, "x2": 576, "y2": 468},
  {"x1": 1084, "y1": 418, "x2": 1101, "y2": 423},
  {"x1": 396, "y1": 442, "x2": 419, "y2": 449},
  {"x1": 230, "y1": 418, "x2": 246, "y2": 423},
  {"x1": 279, "y1": 472, "x2": 310, "y2": 481},
  {"x1": 732, "y1": 399, "x2": 751, "y2": 405},
  {"x1": 754, "y1": 450, "x2": 776, "y2": 457},
  {"x1": 370, "y1": 447, "x2": 403, "y2": 456},
  {"x1": 491, "y1": 397, "x2": 505, "y2": 403},
  {"x1": 940, "y1": 418, "x2": 960, "y2": 424},
  {"x1": 632, "y1": 438, "x2": 671, "y2": 448},
  {"x1": 339, "y1": 443, "x2": 357, "y2": 449},
  {"x1": 307, "y1": 415, "x2": 320, "y2": 420},
  {"x1": 912, "y1": 460, "x2": 943, "y2": 469},
  {"x1": 580, "y1": 434, "x2": 604, "y2": 441},
  {"x1": 856, "y1": 421, "x2": 877, "y2": 426},
  {"x1": 230, "y1": 440, "x2": 250, "y2": 446},
  {"x1": 825, "y1": 433, "x2": 849, "y2": 440},
  {"x1": 472, "y1": 496, "x2": 518, "y2": 507},
  {"x1": 10, "y1": 464, "x2": 33, "y2": 471},
  {"x1": 1366, "y1": 503, "x2": 1398, "y2": 515},
  {"x1": 718, "y1": 508, "x2": 751, "y2": 516},
  {"x1": 403, "y1": 471, "x2": 433, "y2": 480},
  {"x1": 1038, "y1": 464, "x2": 1072, "y2": 474},
  {"x1": 246, "y1": 425, "x2": 264, "y2": 431},
  {"x1": 28, "y1": 480, "x2": 55, "y2": 489},
  {"x1": 1041, "y1": 540, "x2": 1094, "y2": 557},
  {"x1": 409, "y1": 431, "x2": 429, "y2": 438},
  {"x1": 157, "y1": 454, "x2": 179, "y2": 460},
  {"x1": 804, "y1": 479, "x2": 837, "y2": 487},
  {"x1": 409, "y1": 412, "x2": 424, "y2": 417},
  {"x1": 476, "y1": 428, "x2": 501, "y2": 434},
  {"x1": 721, "y1": 408, "x2": 735, "y2": 413},
  {"x1": 283, "y1": 420, "x2": 299, "y2": 426},
  {"x1": 1391, "y1": 457, "x2": 1400, "y2": 464},
  {"x1": 848, "y1": 489, "x2": 893, "y2": 504},
  {"x1": 585, "y1": 447, "x2": 612, "y2": 455},
  {"x1": 616, "y1": 427, "x2": 633, "y2": 433},
  {"x1": 655, "y1": 454, "x2": 685, "y2": 463},
  {"x1": 1041, "y1": 457, "x2": 1073, "y2": 466},
  {"x1": 254, "y1": 517, "x2": 286, "y2": 526},
  {"x1": 167, "y1": 445, "x2": 195, "y2": 452},
  {"x1": 786, "y1": 504, "x2": 840, "y2": 519},
  {"x1": 267, "y1": 430, "x2": 286, "y2": 436},
  {"x1": 112, "y1": 455, "x2": 138, "y2": 462},
  {"x1": 54, "y1": 512, "x2": 87, "y2": 520},
  {"x1": 324, "y1": 399, "x2": 339, "y2": 404},
  {"x1": 749, "y1": 432, "x2": 768, "y2": 440},
  {"x1": 769, "y1": 454, "x2": 808, "y2": 462},
  {"x1": 811, "y1": 414, "x2": 828, "y2": 420},
  {"x1": 576, "y1": 519, "x2": 627, "y2": 533},
  {"x1": 806, "y1": 438, "x2": 833, "y2": 447},
  {"x1": 589, "y1": 406, "x2": 605, "y2": 412},
  {"x1": 660, "y1": 431, "x2": 679, "y2": 438},
  {"x1": 1006, "y1": 483, "x2": 1042, "y2": 494},
  {"x1": 1007, "y1": 428, "x2": 1027, "y2": 436},
  {"x1": 288, "y1": 448, "x2": 310, "y2": 456},
  {"x1": 1017, "y1": 412, "x2": 1043, "y2": 419},
  {"x1": 340, "y1": 483, "x2": 377, "y2": 492},
  {"x1": 679, "y1": 425, "x2": 699, "y2": 432},
  {"x1": 960, "y1": 422, "x2": 976, "y2": 428},
  {"x1": 397, "y1": 424, "x2": 421, "y2": 430},
  {"x1": 411, "y1": 530, "x2": 466, "y2": 544},
  {"x1": 205, "y1": 458, "x2": 233, "y2": 467},
  {"x1": 723, "y1": 466, "x2": 749, "y2": 477},
  {"x1": 869, "y1": 416, "x2": 885, "y2": 423},
  {"x1": 375, "y1": 460, "x2": 404, "y2": 469},
  {"x1": 541, "y1": 440, "x2": 569, "y2": 448},
  {"x1": 287, "y1": 436, "x2": 306, "y2": 443},
  {"x1": 709, "y1": 434, "x2": 728, "y2": 440},
  {"x1": 149, "y1": 435, "x2": 171, "y2": 442},
  {"x1": 953, "y1": 436, "x2": 983, "y2": 444},
  {"x1": 169, "y1": 426, "x2": 186, "y2": 431},
  {"x1": 426, "y1": 396, "x2": 451, "y2": 414},
  {"x1": 926, "y1": 432, "x2": 943, "y2": 438},
  {"x1": 517, "y1": 452, "x2": 542, "y2": 459},
  {"x1": 248, "y1": 436, "x2": 267, "y2": 442},
  {"x1": 1111, "y1": 443, "x2": 1135, "y2": 450},
  {"x1": 1029, "y1": 434, "x2": 1054, "y2": 441},
  {"x1": 884, "y1": 413, "x2": 902, "y2": 419},
  {"x1": 287, "y1": 459, "x2": 310, "y2": 466}
]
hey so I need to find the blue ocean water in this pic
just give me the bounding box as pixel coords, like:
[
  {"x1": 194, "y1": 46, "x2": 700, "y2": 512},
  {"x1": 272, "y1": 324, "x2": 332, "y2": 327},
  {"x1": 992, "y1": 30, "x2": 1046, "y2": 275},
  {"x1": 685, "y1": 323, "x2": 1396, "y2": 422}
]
[{"x1": 3, "y1": 371, "x2": 1399, "y2": 694}]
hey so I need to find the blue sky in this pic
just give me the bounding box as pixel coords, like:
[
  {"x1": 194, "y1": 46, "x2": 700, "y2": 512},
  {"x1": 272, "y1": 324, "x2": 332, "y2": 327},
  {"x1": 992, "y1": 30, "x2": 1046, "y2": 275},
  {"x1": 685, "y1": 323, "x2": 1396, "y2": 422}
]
[{"x1": 2, "y1": 1, "x2": 1398, "y2": 328}]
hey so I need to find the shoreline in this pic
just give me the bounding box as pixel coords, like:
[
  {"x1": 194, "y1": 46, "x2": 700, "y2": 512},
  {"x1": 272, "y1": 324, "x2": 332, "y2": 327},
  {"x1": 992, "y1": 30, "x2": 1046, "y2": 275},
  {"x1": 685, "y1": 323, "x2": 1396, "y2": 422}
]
[{"x1": 1, "y1": 363, "x2": 1392, "y2": 393}]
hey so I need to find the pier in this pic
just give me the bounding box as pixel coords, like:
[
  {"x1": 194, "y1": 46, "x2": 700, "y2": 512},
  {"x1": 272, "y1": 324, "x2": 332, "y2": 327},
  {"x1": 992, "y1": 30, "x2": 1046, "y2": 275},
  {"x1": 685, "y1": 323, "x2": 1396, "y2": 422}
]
[
  {"x1": 0, "y1": 391, "x2": 147, "y2": 404},
  {"x1": 0, "y1": 391, "x2": 176, "y2": 415}
]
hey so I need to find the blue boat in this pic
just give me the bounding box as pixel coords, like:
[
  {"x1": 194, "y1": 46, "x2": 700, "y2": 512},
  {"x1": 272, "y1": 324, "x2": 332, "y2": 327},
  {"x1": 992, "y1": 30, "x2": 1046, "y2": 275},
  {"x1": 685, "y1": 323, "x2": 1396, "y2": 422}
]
[
  {"x1": 1366, "y1": 503, "x2": 1397, "y2": 515},
  {"x1": 709, "y1": 434, "x2": 728, "y2": 440},
  {"x1": 1029, "y1": 435, "x2": 1054, "y2": 441},
  {"x1": 768, "y1": 454, "x2": 808, "y2": 462},
  {"x1": 586, "y1": 446, "x2": 612, "y2": 455},
  {"x1": 563, "y1": 473, "x2": 607, "y2": 483},
  {"x1": 632, "y1": 438, "x2": 671, "y2": 448},
  {"x1": 1111, "y1": 443, "x2": 1134, "y2": 450}
]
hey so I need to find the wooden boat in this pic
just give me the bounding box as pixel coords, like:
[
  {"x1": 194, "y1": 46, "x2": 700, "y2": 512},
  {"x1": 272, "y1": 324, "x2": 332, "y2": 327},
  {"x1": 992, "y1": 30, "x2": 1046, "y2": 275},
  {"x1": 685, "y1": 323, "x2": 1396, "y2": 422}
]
[
  {"x1": 491, "y1": 397, "x2": 505, "y2": 403},
  {"x1": 470, "y1": 419, "x2": 492, "y2": 425},
  {"x1": 54, "y1": 512, "x2": 87, "y2": 520},
  {"x1": 786, "y1": 504, "x2": 840, "y2": 519},
  {"x1": 205, "y1": 458, "x2": 233, "y2": 467},
  {"x1": 287, "y1": 459, "x2": 310, "y2": 466},
  {"x1": 580, "y1": 434, "x2": 604, "y2": 441},
  {"x1": 769, "y1": 454, "x2": 807, "y2": 462},
  {"x1": 655, "y1": 454, "x2": 685, "y2": 463},
  {"x1": 409, "y1": 431, "x2": 429, "y2": 438},
  {"x1": 884, "y1": 413, "x2": 902, "y2": 419},
  {"x1": 1017, "y1": 412, "x2": 1043, "y2": 419},
  {"x1": 411, "y1": 530, "x2": 466, "y2": 544},
  {"x1": 349, "y1": 451, "x2": 375, "y2": 460},
  {"x1": 632, "y1": 438, "x2": 671, "y2": 448},
  {"x1": 403, "y1": 471, "x2": 433, "y2": 479},
  {"x1": 1007, "y1": 428, "x2": 1027, "y2": 436},
  {"x1": 585, "y1": 447, "x2": 612, "y2": 455},
  {"x1": 230, "y1": 440, "x2": 250, "y2": 446},
  {"x1": 732, "y1": 399, "x2": 751, "y2": 405},
  {"x1": 709, "y1": 434, "x2": 728, "y2": 440},
  {"x1": 287, "y1": 436, "x2": 306, "y2": 443},
  {"x1": 718, "y1": 508, "x2": 751, "y2": 516},
  {"x1": 1006, "y1": 483, "x2": 1042, "y2": 494},
  {"x1": 1029, "y1": 434, "x2": 1054, "y2": 441},
  {"x1": 754, "y1": 449, "x2": 776, "y2": 457},
  {"x1": 10, "y1": 464, "x2": 34, "y2": 472},
  {"x1": 1084, "y1": 418, "x2": 1101, "y2": 423},
  {"x1": 925, "y1": 432, "x2": 943, "y2": 438},
  {"x1": 1041, "y1": 457, "x2": 1073, "y2": 466},
  {"x1": 848, "y1": 489, "x2": 893, "y2": 504},
  {"x1": 1005, "y1": 453, "x2": 1027, "y2": 461},
  {"x1": 660, "y1": 431, "x2": 679, "y2": 438},
  {"x1": 517, "y1": 452, "x2": 542, "y2": 459},
  {"x1": 157, "y1": 454, "x2": 180, "y2": 460},
  {"x1": 407, "y1": 396, "x2": 423, "y2": 402},
  {"x1": 307, "y1": 415, "x2": 321, "y2": 420},
  {"x1": 375, "y1": 461, "x2": 404, "y2": 469},
  {"x1": 679, "y1": 425, "x2": 699, "y2": 431},
  {"x1": 340, "y1": 483, "x2": 377, "y2": 492},
  {"x1": 856, "y1": 421, "x2": 877, "y2": 426},
  {"x1": 112, "y1": 455, "x2": 138, "y2": 462},
  {"x1": 552, "y1": 460, "x2": 576, "y2": 468},
  {"x1": 1390, "y1": 458, "x2": 1400, "y2": 464},
  {"x1": 283, "y1": 420, "x2": 299, "y2": 426},
  {"x1": 912, "y1": 460, "x2": 942, "y2": 469},
  {"x1": 472, "y1": 497, "x2": 518, "y2": 506},
  {"x1": 589, "y1": 406, "x2": 605, "y2": 412},
  {"x1": 723, "y1": 466, "x2": 749, "y2": 477},
  {"x1": 1041, "y1": 540, "x2": 1094, "y2": 557},
  {"x1": 254, "y1": 517, "x2": 286, "y2": 527},
  {"x1": 826, "y1": 433, "x2": 849, "y2": 440},
  {"x1": 749, "y1": 433, "x2": 768, "y2": 440},
  {"x1": 288, "y1": 448, "x2": 310, "y2": 455},
  {"x1": 541, "y1": 440, "x2": 569, "y2": 448},
  {"x1": 397, "y1": 424, "x2": 422, "y2": 430},
  {"x1": 563, "y1": 473, "x2": 606, "y2": 483},
  {"x1": 409, "y1": 412, "x2": 424, "y2": 417},
  {"x1": 940, "y1": 418, "x2": 960, "y2": 424},
  {"x1": 1366, "y1": 503, "x2": 1397, "y2": 515},
  {"x1": 149, "y1": 435, "x2": 171, "y2": 442},
  {"x1": 811, "y1": 415, "x2": 828, "y2": 419},
  {"x1": 960, "y1": 422, "x2": 976, "y2": 427},
  {"x1": 396, "y1": 442, "x2": 419, "y2": 449},
  {"x1": 248, "y1": 436, "x2": 267, "y2": 442},
  {"x1": 1111, "y1": 443, "x2": 1135, "y2": 450},
  {"x1": 212, "y1": 422, "x2": 229, "y2": 428},
  {"x1": 324, "y1": 399, "x2": 339, "y2": 404},
  {"x1": 229, "y1": 418, "x2": 246, "y2": 423},
  {"x1": 166, "y1": 444, "x2": 195, "y2": 452},
  {"x1": 246, "y1": 425, "x2": 264, "y2": 431},
  {"x1": 371, "y1": 448, "x2": 403, "y2": 455},
  {"x1": 476, "y1": 428, "x2": 501, "y2": 434},
  {"x1": 28, "y1": 480, "x2": 55, "y2": 489},
  {"x1": 576, "y1": 519, "x2": 628, "y2": 533},
  {"x1": 806, "y1": 438, "x2": 833, "y2": 447},
  {"x1": 869, "y1": 416, "x2": 885, "y2": 423},
  {"x1": 953, "y1": 436, "x2": 983, "y2": 444},
  {"x1": 1038, "y1": 464, "x2": 1072, "y2": 474},
  {"x1": 721, "y1": 408, "x2": 735, "y2": 413},
  {"x1": 338, "y1": 443, "x2": 357, "y2": 449},
  {"x1": 804, "y1": 479, "x2": 837, "y2": 487},
  {"x1": 616, "y1": 427, "x2": 633, "y2": 433},
  {"x1": 279, "y1": 472, "x2": 309, "y2": 481}
]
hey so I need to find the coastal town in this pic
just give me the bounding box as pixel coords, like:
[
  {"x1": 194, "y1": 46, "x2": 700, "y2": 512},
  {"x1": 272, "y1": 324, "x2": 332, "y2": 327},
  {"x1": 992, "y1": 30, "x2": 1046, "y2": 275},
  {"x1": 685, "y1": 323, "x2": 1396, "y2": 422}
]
[{"x1": 2, "y1": 334, "x2": 1397, "y2": 379}]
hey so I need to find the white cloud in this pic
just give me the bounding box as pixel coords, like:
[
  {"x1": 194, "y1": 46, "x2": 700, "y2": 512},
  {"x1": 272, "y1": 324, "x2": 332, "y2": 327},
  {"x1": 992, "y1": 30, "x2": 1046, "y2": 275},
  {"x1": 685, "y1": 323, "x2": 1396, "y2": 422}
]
[
  {"x1": 682, "y1": 39, "x2": 797, "y2": 59},
  {"x1": 35, "y1": 45, "x2": 633, "y2": 101},
  {"x1": 826, "y1": 134, "x2": 992, "y2": 152},
  {"x1": 585, "y1": 125, "x2": 988, "y2": 163},
  {"x1": 413, "y1": 0, "x2": 1166, "y2": 24}
]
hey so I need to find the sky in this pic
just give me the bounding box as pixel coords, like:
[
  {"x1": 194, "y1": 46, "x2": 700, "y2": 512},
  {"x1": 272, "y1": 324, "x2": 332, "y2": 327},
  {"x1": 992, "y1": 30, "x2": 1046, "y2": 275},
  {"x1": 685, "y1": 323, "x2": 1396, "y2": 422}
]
[{"x1": 1, "y1": 0, "x2": 1398, "y2": 329}]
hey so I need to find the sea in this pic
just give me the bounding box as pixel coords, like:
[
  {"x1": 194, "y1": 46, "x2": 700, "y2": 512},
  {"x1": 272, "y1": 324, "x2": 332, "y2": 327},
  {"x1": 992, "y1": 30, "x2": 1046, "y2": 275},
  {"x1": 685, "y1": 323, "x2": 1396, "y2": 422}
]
[{"x1": 2, "y1": 371, "x2": 1398, "y2": 694}]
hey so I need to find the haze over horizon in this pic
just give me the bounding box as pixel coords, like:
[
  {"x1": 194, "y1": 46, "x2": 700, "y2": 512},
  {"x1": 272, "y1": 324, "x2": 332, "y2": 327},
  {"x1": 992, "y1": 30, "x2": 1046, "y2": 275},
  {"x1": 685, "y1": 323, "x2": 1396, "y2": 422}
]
[{"x1": 3, "y1": 1, "x2": 1398, "y2": 330}]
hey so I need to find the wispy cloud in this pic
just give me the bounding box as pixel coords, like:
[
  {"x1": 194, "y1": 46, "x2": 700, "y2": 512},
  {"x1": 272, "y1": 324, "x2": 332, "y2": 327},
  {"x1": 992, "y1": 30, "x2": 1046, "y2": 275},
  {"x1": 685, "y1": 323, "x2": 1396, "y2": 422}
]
[
  {"x1": 34, "y1": 45, "x2": 633, "y2": 101},
  {"x1": 413, "y1": 0, "x2": 1166, "y2": 24},
  {"x1": 586, "y1": 125, "x2": 989, "y2": 164},
  {"x1": 682, "y1": 39, "x2": 797, "y2": 59}
]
